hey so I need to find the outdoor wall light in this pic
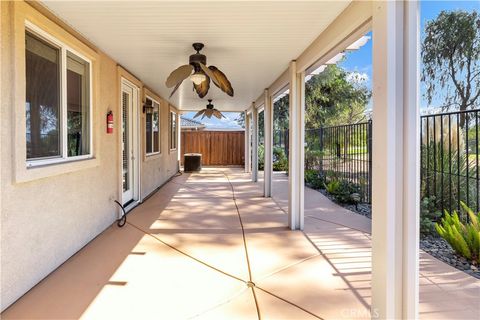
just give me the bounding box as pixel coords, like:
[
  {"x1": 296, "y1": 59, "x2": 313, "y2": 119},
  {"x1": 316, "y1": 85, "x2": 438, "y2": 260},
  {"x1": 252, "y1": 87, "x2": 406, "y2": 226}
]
[{"x1": 143, "y1": 100, "x2": 154, "y2": 113}]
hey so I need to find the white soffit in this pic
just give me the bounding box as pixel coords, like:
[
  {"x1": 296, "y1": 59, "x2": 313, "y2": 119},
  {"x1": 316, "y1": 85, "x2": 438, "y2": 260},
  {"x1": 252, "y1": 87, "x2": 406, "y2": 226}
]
[{"x1": 41, "y1": 1, "x2": 351, "y2": 111}]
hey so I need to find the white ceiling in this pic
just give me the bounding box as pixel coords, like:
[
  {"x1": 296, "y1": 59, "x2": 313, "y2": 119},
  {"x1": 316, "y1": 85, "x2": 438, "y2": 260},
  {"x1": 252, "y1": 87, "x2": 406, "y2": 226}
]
[{"x1": 42, "y1": 1, "x2": 351, "y2": 112}]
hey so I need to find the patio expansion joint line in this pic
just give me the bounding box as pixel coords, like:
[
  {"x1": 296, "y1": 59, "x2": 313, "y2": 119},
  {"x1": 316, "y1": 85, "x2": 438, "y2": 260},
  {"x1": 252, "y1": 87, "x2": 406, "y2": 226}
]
[
  {"x1": 305, "y1": 215, "x2": 372, "y2": 236},
  {"x1": 125, "y1": 221, "x2": 247, "y2": 284},
  {"x1": 222, "y1": 171, "x2": 261, "y2": 320},
  {"x1": 221, "y1": 171, "x2": 325, "y2": 320},
  {"x1": 123, "y1": 170, "x2": 324, "y2": 320}
]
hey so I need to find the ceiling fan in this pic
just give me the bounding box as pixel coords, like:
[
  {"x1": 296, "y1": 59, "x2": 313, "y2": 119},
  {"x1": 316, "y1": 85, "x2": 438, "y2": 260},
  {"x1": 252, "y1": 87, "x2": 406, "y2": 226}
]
[
  {"x1": 193, "y1": 99, "x2": 225, "y2": 119},
  {"x1": 165, "y1": 43, "x2": 234, "y2": 98}
]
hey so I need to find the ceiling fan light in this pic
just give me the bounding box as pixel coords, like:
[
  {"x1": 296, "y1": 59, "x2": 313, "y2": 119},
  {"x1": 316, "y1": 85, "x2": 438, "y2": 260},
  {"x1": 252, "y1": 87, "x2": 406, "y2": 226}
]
[{"x1": 190, "y1": 72, "x2": 207, "y2": 85}]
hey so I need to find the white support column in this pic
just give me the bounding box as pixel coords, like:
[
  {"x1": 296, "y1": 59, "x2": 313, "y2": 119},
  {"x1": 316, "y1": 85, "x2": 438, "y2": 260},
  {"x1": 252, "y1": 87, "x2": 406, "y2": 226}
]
[
  {"x1": 288, "y1": 61, "x2": 305, "y2": 230},
  {"x1": 252, "y1": 105, "x2": 259, "y2": 182},
  {"x1": 244, "y1": 110, "x2": 251, "y2": 173},
  {"x1": 264, "y1": 89, "x2": 273, "y2": 197},
  {"x1": 177, "y1": 112, "x2": 182, "y2": 169},
  {"x1": 371, "y1": 1, "x2": 419, "y2": 319}
]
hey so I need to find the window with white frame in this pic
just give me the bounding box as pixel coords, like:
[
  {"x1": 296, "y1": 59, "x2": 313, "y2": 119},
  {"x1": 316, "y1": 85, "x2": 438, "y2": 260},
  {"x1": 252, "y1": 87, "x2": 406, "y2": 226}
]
[
  {"x1": 145, "y1": 97, "x2": 160, "y2": 155},
  {"x1": 25, "y1": 27, "x2": 92, "y2": 166},
  {"x1": 170, "y1": 111, "x2": 177, "y2": 150}
]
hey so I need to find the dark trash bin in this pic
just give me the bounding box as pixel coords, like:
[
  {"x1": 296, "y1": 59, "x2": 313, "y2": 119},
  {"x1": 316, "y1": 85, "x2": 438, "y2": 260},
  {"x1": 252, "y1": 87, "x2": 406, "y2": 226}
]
[{"x1": 184, "y1": 153, "x2": 202, "y2": 172}]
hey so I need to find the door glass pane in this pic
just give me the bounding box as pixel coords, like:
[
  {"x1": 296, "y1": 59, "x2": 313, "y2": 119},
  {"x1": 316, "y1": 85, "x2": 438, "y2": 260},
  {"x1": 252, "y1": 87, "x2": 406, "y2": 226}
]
[
  {"x1": 25, "y1": 32, "x2": 60, "y2": 159},
  {"x1": 153, "y1": 102, "x2": 160, "y2": 153},
  {"x1": 122, "y1": 91, "x2": 129, "y2": 192},
  {"x1": 67, "y1": 52, "x2": 90, "y2": 157}
]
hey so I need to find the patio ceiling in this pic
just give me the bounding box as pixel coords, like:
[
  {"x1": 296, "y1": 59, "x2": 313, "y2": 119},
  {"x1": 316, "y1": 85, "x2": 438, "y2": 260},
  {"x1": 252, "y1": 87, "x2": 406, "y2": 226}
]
[{"x1": 41, "y1": 1, "x2": 351, "y2": 112}]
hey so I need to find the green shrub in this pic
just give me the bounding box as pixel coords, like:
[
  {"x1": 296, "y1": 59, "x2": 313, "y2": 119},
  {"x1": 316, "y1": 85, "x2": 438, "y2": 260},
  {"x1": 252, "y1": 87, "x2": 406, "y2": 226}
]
[
  {"x1": 435, "y1": 202, "x2": 480, "y2": 264},
  {"x1": 273, "y1": 146, "x2": 288, "y2": 171},
  {"x1": 305, "y1": 149, "x2": 323, "y2": 171},
  {"x1": 326, "y1": 179, "x2": 362, "y2": 204},
  {"x1": 420, "y1": 197, "x2": 442, "y2": 236},
  {"x1": 326, "y1": 179, "x2": 341, "y2": 195},
  {"x1": 305, "y1": 169, "x2": 326, "y2": 189},
  {"x1": 258, "y1": 144, "x2": 264, "y2": 170}
]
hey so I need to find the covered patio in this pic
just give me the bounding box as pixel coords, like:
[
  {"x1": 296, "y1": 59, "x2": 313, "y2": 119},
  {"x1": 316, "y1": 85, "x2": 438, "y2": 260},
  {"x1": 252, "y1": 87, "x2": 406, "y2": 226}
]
[
  {"x1": 3, "y1": 168, "x2": 478, "y2": 319},
  {"x1": 3, "y1": 1, "x2": 472, "y2": 318}
]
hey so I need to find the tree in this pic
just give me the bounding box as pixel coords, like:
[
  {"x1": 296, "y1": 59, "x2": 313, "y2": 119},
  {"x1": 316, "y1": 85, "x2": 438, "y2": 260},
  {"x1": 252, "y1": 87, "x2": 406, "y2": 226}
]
[
  {"x1": 305, "y1": 65, "x2": 370, "y2": 129},
  {"x1": 235, "y1": 64, "x2": 370, "y2": 131},
  {"x1": 273, "y1": 95, "x2": 289, "y2": 131},
  {"x1": 235, "y1": 112, "x2": 245, "y2": 128},
  {"x1": 422, "y1": 10, "x2": 480, "y2": 125}
]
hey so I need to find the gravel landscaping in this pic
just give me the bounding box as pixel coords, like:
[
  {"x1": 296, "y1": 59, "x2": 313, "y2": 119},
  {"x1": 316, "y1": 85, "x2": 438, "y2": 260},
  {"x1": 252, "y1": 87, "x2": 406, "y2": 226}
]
[
  {"x1": 316, "y1": 188, "x2": 372, "y2": 219},
  {"x1": 309, "y1": 185, "x2": 480, "y2": 279},
  {"x1": 420, "y1": 235, "x2": 480, "y2": 279}
]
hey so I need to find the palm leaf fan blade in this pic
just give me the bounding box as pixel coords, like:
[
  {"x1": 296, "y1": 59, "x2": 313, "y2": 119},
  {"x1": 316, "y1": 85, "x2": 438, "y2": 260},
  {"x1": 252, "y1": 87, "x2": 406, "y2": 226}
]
[
  {"x1": 193, "y1": 75, "x2": 210, "y2": 98},
  {"x1": 208, "y1": 66, "x2": 234, "y2": 97},
  {"x1": 169, "y1": 81, "x2": 182, "y2": 98},
  {"x1": 193, "y1": 110, "x2": 205, "y2": 118},
  {"x1": 205, "y1": 109, "x2": 214, "y2": 118},
  {"x1": 199, "y1": 63, "x2": 220, "y2": 87},
  {"x1": 165, "y1": 64, "x2": 193, "y2": 88},
  {"x1": 213, "y1": 109, "x2": 224, "y2": 119}
]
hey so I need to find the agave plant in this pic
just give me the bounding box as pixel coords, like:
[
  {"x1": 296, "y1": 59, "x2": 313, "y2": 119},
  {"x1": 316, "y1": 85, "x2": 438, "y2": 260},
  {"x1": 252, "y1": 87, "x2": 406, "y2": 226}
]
[{"x1": 435, "y1": 202, "x2": 480, "y2": 264}]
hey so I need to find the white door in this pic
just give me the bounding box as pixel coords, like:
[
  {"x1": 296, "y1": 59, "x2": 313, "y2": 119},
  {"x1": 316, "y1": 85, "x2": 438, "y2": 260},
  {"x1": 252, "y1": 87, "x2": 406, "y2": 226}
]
[{"x1": 121, "y1": 80, "x2": 139, "y2": 205}]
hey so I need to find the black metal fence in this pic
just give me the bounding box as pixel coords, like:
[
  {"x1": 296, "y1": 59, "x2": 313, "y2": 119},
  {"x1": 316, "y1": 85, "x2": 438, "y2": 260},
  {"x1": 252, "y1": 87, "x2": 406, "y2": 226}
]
[
  {"x1": 273, "y1": 109, "x2": 480, "y2": 210},
  {"x1": 305, "y1": 121, "x2": 372, "y2": 202},
  {"x1": 421, "y1": 109, "x2": 479, "y2": 215},
  {"x1": 274, "y1": 121, "x2": 372, "y2": 203}
]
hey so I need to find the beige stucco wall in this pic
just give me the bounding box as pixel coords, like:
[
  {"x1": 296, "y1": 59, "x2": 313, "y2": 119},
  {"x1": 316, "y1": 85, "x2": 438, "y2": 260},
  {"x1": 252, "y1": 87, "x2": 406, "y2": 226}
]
[{"x1": 0, "y1": 1, "x2": 179, "y2": 311}]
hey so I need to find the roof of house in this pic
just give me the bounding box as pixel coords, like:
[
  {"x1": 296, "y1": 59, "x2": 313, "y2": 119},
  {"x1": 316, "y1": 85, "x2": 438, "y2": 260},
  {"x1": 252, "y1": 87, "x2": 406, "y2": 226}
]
[{"x1": 180, "y1": 116, "x2": 206, "y2": 128}]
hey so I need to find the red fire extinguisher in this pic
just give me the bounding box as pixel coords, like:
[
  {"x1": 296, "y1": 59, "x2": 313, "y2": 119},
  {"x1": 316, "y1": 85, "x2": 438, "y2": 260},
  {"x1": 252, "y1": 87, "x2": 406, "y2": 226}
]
[{"x1": 107, "y1": 111, "x2": 114, "y2": 134}]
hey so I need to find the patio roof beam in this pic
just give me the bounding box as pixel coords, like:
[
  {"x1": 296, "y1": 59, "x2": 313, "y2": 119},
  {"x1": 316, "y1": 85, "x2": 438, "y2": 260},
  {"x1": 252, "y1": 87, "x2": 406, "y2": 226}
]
[
  {"x1": 296, "y1": 1, "x2": 372, "y2": 73},
  {"x1": 252, "y1": 1, "x2": 372, "y2": 110}
]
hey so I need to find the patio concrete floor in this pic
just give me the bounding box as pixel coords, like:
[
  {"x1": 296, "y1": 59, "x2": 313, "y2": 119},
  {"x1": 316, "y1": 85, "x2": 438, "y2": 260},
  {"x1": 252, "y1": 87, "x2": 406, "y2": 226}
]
[{"x1": 2, "y1": 168, "x2": 479, "y2": 319}]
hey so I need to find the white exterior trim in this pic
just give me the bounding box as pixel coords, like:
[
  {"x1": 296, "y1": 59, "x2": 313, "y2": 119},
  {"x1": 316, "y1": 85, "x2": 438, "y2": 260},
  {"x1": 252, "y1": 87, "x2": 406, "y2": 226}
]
[
  {"x1": 244, "y1": 110, "x2": 251, "y2": 173},
  {"x1": 252, "y1": 104, "x2": 258, "y2": 182},
  {"x1": 371, "y1": 1, "x2": 420, "y2": 318},
  {"x1": 25, "y1": 21, "x2": 94, "y2": 167},
  {"x1": 263, "y1": 89, "x2": 272, "y2": 197},
  {"x1": 145, "y1": 95, "x2": 161, "y2": 157},
  {"x1": 287, "y1": 61, "x2": 305, "y2": 230}
]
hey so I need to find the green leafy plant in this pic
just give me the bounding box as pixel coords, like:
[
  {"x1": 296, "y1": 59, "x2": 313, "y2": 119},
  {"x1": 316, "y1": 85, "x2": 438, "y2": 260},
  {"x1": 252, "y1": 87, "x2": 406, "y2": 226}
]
[
  {"x1": 258, "y1": 144, "x2": 264, "y2": 170},
  {"x1": 305, "y1": 169, "x2": 326, "y2": 189},
  {"x1": 326, "y1": 179, "x2": 362, "y2": 205},
  {"x1": 435, "y1": 202, "x2": 480, "y2": 264},
  {"x1": 420, "y1": 197, "x2": 443, "y2": 236},
  {"x1": 325, "y1": 179, "x2": 341, "y2": 195}
]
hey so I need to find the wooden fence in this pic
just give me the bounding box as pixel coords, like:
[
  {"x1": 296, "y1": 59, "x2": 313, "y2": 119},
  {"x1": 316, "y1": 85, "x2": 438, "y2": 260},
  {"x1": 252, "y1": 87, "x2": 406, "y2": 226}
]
[{"x1": 181, "y1": 130, "x2": 245, "y2": 166}]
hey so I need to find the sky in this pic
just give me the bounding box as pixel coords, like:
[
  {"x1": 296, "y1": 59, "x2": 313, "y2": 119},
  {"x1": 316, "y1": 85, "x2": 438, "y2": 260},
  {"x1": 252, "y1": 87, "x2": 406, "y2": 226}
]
[
  {"x1": 182, "y1": 111, "x2": 243, "y2": 129},
  {"x1": 184, "y1": 1, "x2": 479, "y2": 129}
]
